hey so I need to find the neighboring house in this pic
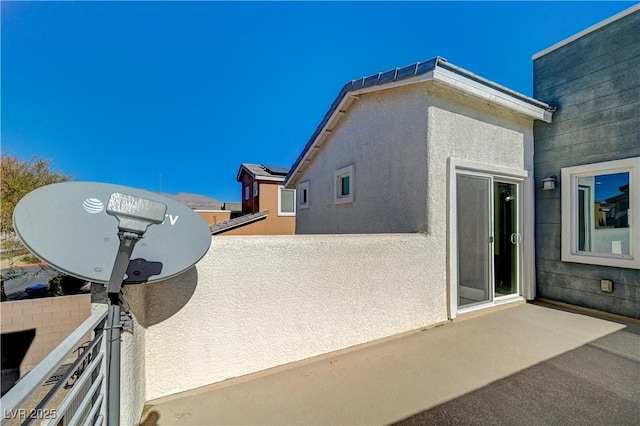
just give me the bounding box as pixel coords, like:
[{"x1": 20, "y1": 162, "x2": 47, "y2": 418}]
[
  {"x1": 161, "y1": 192, "x2": 240, "y2": 227},
  {"x1": 532, "y1": 5, "x2": 640, "y2": 318},
  {"x1": 211, "y1": 163, "x2": 295, "y2": 235},
  {"x1": 284, "y1": 56, "x2": 554, "y2": 317}
]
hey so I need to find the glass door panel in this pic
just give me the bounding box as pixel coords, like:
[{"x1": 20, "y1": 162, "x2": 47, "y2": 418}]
[
  {"x1": 457, "y1": 174, "x2": 492, "y2": 307},
  {"x1": 494, "y1": 181, "x2": 518, "y2": 297}
]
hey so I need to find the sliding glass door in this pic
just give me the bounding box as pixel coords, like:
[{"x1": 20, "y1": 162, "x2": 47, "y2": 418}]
[{"x1": 457, "y1": 172, "x2": 521, "y2": 309}]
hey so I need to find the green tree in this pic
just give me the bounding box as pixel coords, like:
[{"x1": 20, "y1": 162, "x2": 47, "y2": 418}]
[{"x1": 1, "y1": 154, "x2": 71, "y2": 264}]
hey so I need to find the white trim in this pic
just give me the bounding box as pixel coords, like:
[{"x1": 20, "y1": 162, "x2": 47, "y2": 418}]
[
  {"x1": 285, "y1": 65, "x2": 552, "y2": 188},
  {"x1": 253, "y1": 176, "x2": 286, "y2": 182},
  {"x1": 448, "y1": 158, "x2": 529, "y2": 179},
  {"x1": 334, "y1": 165, "x2": 354, "y2": 205},
  {"x1": 277, "y1": 185, "x2": 296, "y2": 216},
  {"x1": 433, "y1": 68, "x2": 553, "y2": 123},
  {"x1": 447, "y1": 157, "x2": 535, "y2": 319},
  {"x1": 560, "y1": 157, "x2": 639, "y2": 269},
  {"x1": 298, "y1": 181, "x2": 310, "y2": 209},
  {"x1": 533, "y1": 4, "x2": 640, "y2": 59}
]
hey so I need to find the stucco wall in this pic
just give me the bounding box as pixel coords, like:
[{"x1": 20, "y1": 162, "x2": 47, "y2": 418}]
[
  {"x1": 133, "y1": 234, "x2": 446, "y2": 401},
  {"x1": 426, "y1": 83, "x2": 534, "y2": 238},
  {"x1": 533, "y1": 9, "x2": 640, "y2": 318},
  {"x1": 294, "y1": 84, "x2": 430, "y2": 235},
  {"x1": 196, "y1": 210, "x2": 231, "y2": 227},
  {"x1": 294, "y1": 81, "x2": 534, "y2": 237},
  {"x1": 221, "y1": 182, "x2": 295, "y2": 235},
  {"x1": 120, "y1": 290, "x2": 147, "y2": 426}
]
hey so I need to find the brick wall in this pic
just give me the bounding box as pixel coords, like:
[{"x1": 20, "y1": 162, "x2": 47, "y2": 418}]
[{"x1": 1, "y1": 294, "x2": 91, "y2": 375}]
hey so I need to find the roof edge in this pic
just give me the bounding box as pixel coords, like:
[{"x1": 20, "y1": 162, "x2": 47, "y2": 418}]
[
  {"x1": 285, "y1": 57, "x2": 553, "y2": 187},
  {"x1": 532, "y1": 3, "x2": 640, "y2": 60}
]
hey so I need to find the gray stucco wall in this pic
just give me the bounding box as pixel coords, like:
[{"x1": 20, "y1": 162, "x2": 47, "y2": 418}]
[{"x1": 533, "y1": 10, "x2": 640, "y2": 318}]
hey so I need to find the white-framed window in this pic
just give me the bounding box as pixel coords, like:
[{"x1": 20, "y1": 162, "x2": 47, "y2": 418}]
[
  {"x1": 253, "y1": 181, "x2": 259, "y2": 197},
  {"x1": 298, "y1": 181, "x2": 310, "y2": 209},
  {"x1": 334, "y1": 165, "x2": 354, "y2": 205},
  {"x1": 278, "y1": 186, "x2": 296, "y2": 216},
  {"x1": 561, "y1": 157, "x2": 639, "y2": 269},
  {"x1": 244, "y1": 185, "x2": 250, "y2": 201}
]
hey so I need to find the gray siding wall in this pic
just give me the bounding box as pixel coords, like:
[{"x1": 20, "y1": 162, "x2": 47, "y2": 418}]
[{"x1": 533, "y1": 10, "x2": 640, "y2": 318}]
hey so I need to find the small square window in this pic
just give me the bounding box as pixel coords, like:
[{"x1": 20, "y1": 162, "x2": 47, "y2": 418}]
[
  {"x1": 278, "y1": 186, "x2": 296, "y2": 216},
  {"x1": 334, "y1": 165, "x2": 354, "y2": 205},
  {"x1": 244, "y1": 186, "x2": 249, "y2": 201},
  {"x1": 298, "y1": 181, "x2": 310, "y2": 209},
  {"x1": 253, "y1": 181, "x2": 259, "y2": 197},
  {"x1": 561, "y1": 157, "x2": 639, "y2": 269}
]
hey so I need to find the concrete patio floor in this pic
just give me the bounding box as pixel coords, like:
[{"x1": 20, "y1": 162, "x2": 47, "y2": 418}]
[{"x1": 140, "y1": 302, "x2": 639, "y2": 425}]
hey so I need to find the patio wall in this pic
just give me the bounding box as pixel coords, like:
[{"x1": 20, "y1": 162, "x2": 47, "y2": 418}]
[
  {"x1": 128, "y1": 234, "x2": 447, "y2": 401},
  {"x1": 0, "y1": 294, "x2": 91, "y2": 375}
]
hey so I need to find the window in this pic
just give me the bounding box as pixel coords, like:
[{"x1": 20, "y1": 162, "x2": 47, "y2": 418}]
[
  {"x1": 561, "y1": 157, "x2": 639, "y2": 269},
  {"x1": 298, "y1": 181, "x2": 309, "y2": 209},
  {"x1": 253, "y1": 181, "x2": 259, "y2": 197},
  {"x1": 278, "y1": 186, "x2": 296, "y2": 216},
  {"x1": 244, "y1": 185, "x2": 249, "y2": 201},
  {"x1": 334, "y1": 165, "x2": 354, "y2": 205}
]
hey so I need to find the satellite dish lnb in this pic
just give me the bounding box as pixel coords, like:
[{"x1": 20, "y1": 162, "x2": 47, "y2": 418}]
[{"x1": 13, "y1": 182, "x2": 211, "y2": 284}]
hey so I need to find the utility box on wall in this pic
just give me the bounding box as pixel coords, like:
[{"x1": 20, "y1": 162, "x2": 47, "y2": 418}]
[{"x1": 600, "y1": 280, "x2": 613, "y2": 293}]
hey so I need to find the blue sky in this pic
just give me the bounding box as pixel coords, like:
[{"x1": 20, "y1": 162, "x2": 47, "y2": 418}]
[{"x1": 2, "y1": 1, "x2": 636, "y2": 202}]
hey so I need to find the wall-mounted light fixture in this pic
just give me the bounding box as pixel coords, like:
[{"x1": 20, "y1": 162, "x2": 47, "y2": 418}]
[{"x1": 542, "y1": 175, "x2": 558, "y2": 191}]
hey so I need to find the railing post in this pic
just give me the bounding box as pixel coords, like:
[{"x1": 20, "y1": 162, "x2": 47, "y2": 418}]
[{"x1": 96, "y1": 312, "x2": 109, "y2": 424}]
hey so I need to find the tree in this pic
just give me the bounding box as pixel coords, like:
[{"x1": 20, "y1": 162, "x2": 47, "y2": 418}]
[{"x1": 1, "y1": 155, "x2": 71, "y2": 264}]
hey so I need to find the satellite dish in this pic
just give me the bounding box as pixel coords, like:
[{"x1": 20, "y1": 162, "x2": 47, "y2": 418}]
[
  {"x1": 13, "y1": 181, "x2": 211, "y2": 284},
  {"x1": 14, "y1": 181, "x2": 212, "y2": 424}
]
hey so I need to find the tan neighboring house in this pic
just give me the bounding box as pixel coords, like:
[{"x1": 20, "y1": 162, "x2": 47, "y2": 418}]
[
  {"x1": 160, "y1": 192, "x2": 239, "y2": 227},
  {"x1": 211, "y1": 164, "x2": 295, "y2": 235}
]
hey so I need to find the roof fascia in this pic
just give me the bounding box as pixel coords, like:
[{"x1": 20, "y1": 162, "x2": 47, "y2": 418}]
[
  {"x1": 256, "y1": 176, "x2": 285, "y2": 182},
  {"x1": 285, "y1": 59, "x2": 553, "y2": 187},
  {"x1": 432, "y1": 67, "x2": 553, "y2": 122},
  {"x1": 236, "y1": 165, "x2": 253, "y2": 182},
  {"x1": 532, "y1": 4, "x2": 640, "y2": 60}
]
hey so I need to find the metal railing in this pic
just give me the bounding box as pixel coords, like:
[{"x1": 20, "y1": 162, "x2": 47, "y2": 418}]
[{"x1": 1, "y1": 305, "x2": 108, "y2": 426}]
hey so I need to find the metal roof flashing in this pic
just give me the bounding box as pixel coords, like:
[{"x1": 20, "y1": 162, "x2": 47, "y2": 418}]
[{"x1": 284, "y1": 57, "x2": 554, "y2": 188}]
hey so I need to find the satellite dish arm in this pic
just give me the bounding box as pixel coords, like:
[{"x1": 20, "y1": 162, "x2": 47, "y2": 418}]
[
  {"x1": 104, "y1": 193, "x2": 166, "y2": 425},
  {"x1": 106, "y1": 234, "x2": 140, "y2": 294}
]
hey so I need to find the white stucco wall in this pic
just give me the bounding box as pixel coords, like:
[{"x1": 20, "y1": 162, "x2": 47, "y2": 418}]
[
  {"x1": 294, "y1": 81, "x2": 535, "y2": 237},
  {"x1": 120, "y1": 288, "x2": 147, "y2": 425},
  {"x1": 135, "y1": 234, "x2": 446, "y2": 401},
  {"x1": 293, "y1": 81, "x2": 537, "y2": 309},
  {"x1": 295, "y1": 84, "x2": 431, "y2": 235}
]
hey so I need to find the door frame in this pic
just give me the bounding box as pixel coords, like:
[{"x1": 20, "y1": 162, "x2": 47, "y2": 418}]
[{"x1": 447, "y1": 158, "x2": 535, "y2": 319}]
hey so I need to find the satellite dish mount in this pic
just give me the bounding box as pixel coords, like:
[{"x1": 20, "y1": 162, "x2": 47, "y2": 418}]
[
  {"x1": 13, "y1": 181, "x2": 212, "y2": 425},
  {"x1": 104, "y1": 193, "x2": 166, "y2": 425}
]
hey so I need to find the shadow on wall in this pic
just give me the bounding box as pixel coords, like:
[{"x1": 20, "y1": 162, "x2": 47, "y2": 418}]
[
  {"x1": 139, "y1": 409, "x2": 160, "y2": 426},
  {"x1": 123, "y1": 266, "x2": 198, "y2": 327}
]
